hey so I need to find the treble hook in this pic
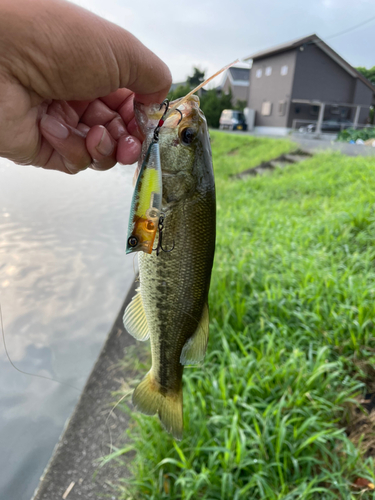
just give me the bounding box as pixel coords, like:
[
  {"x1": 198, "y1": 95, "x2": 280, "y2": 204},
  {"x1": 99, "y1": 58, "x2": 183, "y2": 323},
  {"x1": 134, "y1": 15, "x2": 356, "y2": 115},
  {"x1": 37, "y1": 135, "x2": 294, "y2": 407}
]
[
  {"x1": 153, "y1": 99, "x2": 170, "y2": 142},
  {"x1": 153, "y1": 213, "x2": 175, "y2": 256},
  {"x1": 175, "y1": 108, "x2": 183, "y2": 125},
  {"x1": 159, "y1": 99, "x2": 169, "y2": 112}
]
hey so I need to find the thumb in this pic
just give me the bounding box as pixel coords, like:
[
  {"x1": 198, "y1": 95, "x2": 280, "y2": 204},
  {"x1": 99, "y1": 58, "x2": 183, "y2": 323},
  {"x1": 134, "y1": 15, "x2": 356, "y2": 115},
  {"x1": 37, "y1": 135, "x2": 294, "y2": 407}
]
[
  {"x1": 104, "y1": 27, "x2": 172, "y2": 104},
  {"x1": 1, "y1": 0, "x2": 171, "y2": 104},
  {"x1": 111, "y1": 30, "x2": 172, "y2": 105}
]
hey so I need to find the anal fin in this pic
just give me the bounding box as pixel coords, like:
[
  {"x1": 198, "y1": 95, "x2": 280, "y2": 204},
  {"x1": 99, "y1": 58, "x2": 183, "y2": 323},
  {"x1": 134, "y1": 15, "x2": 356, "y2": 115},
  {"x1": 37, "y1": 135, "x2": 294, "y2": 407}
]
[{"x1": 180, "y1": 303, "x2": 209, "y2": 365}]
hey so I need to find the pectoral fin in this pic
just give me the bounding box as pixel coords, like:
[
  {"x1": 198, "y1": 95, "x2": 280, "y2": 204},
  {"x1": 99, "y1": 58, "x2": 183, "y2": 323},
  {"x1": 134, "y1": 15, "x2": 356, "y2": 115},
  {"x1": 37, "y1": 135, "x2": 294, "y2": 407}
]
[
  {"x1": 180, "y1": 303, "x2": 209, "y2": 365},
  {"x1": 123, "y1": 289, "x2": 150, "y2": 341}
]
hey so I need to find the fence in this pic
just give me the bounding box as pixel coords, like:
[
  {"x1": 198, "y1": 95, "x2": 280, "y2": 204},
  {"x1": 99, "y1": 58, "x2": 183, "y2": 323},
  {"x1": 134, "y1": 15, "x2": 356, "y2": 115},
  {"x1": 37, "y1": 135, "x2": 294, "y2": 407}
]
[{"x1": 292, "y1": 119, "x2": 372, "y2": 134}]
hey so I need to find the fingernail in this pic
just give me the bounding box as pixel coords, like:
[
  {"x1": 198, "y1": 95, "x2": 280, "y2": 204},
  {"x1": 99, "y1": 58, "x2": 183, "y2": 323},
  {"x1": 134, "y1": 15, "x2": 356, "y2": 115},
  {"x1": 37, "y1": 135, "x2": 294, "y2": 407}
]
[
  {"x1": 96, "y1": 127, "x2": 114, "y2": 156},
  {"x1": 40, "y1": 115, "x2": 69, "y2": 139}
]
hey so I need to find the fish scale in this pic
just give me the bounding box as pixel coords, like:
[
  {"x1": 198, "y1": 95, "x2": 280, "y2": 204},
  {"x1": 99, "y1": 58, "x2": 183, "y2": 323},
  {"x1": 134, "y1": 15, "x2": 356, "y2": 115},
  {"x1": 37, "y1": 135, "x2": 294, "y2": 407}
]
[
  {"x1": 124, "y1": 95, "x2": 215, "y2": 439},
  {"x1": 140, "y1": 196, "x2": 215, "y2": 385}
]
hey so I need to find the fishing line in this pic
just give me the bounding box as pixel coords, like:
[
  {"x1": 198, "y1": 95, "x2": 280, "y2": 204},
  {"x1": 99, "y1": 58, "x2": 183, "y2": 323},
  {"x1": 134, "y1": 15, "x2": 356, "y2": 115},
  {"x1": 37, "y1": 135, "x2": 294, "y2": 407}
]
[
  {"x1": 0, "y1": 297, "x2": 121, "y2": 455},
  {"x1": 0, "y1": 299, "x2": 89, "y2": 396},
  {"x1": 102, "y1": 390, "x2": 132, "y2": 457},
  {"x1": 165, "y1": 59, "x2": 239, "y2": 120}
]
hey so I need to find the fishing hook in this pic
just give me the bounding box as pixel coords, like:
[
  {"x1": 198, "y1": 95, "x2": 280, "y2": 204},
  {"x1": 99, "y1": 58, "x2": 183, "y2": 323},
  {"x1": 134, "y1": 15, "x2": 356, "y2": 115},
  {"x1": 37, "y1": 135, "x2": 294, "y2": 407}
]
[
  {"x1": 153, "y1": 213, "x2": 175, "y2": 256},
  {"x1": 159, "y1": 99, "x2": 169, "y2": 112},
  {"x1": 175, "y1": 108, "x2": 183, "y2": 125},
  {"x1": 153, "y1": 99, "x2": 170, "y2": 142}
]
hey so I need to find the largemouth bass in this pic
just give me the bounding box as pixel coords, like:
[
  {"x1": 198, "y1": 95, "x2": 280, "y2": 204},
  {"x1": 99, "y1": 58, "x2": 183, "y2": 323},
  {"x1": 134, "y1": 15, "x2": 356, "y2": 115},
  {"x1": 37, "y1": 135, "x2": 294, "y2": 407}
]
[{"x1": 123, "y1": 95, "x2": 215, "y2": 439}]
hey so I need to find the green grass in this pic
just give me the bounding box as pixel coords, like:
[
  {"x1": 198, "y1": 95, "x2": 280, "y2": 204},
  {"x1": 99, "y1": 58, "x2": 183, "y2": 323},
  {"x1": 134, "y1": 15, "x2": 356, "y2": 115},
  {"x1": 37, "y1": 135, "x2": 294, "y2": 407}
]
[
  {"x1": 209, "y1": 131, "x2": 296, "y2": 176},
  {"x1": 113, "y1": 132, "x2": 375, "y2": 499}
]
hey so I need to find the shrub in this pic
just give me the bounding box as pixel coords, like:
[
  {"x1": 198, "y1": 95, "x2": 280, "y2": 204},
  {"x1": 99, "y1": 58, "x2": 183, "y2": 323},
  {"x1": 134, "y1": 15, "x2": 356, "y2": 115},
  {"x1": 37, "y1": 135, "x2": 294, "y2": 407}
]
[{"x1": 337, "y1": 127, "x2": 375, "y2": 142}]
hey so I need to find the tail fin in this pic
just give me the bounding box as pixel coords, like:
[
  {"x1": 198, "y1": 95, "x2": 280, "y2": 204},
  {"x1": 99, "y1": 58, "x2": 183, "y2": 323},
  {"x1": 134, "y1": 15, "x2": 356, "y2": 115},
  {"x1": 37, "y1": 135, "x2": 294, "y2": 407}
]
[{"x1": 132, "y1": 372, "x2": 183, "y2": 440}]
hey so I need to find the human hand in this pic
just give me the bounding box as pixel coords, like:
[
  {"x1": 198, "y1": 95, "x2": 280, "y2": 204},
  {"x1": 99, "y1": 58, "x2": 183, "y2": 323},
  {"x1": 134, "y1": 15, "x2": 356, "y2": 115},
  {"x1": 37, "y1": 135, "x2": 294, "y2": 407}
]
[{"x1": 0, "y1": 0, "x2": 171, "y2": 174}]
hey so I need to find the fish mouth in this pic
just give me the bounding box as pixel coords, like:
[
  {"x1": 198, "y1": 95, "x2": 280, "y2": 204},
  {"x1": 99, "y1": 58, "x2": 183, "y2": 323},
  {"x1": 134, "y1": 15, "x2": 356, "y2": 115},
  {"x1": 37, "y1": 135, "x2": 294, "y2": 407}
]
[{"x1": 134, "y1": 96, "x2": 200, "y2": 136}]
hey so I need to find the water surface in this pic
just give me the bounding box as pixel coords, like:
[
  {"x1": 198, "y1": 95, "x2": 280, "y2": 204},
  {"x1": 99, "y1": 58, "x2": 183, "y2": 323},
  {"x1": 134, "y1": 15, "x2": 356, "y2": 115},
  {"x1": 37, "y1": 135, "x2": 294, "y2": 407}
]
[{"x1": 0, "y1": 159, "x2": 136, "y2": 500}]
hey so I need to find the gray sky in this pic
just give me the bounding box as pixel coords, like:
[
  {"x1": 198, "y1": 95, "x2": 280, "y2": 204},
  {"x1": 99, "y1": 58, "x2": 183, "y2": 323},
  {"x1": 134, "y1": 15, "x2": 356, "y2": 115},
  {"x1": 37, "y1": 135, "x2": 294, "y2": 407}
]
[{"x1": 73, "y1": 0, "x2": 375, "y2": 84}]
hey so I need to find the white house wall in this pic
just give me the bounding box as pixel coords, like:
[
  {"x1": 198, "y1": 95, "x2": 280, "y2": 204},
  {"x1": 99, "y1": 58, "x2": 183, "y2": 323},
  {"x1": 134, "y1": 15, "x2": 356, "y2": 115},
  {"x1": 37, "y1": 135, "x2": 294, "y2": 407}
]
[{"x1": 248, "y1": 50, "x2": 297, "y2": 127}]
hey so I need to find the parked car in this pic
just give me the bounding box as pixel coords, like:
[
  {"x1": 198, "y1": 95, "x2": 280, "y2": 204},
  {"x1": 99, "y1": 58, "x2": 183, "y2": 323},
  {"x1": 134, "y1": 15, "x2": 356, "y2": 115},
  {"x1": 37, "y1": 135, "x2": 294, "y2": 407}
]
[
  {"x1": 321, "y1": 119, "x2": 352, "y2": 132},
  {"x1": 298, "y1": 119, "x2": 353, "y2": 133},
  {"x1": 219, "y1": 110, "x2": 247, "y2": 131}
]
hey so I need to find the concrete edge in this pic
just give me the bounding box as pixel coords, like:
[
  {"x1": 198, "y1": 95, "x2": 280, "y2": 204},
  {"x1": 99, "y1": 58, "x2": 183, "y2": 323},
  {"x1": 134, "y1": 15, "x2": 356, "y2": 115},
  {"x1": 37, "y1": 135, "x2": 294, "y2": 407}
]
[{"x1": 31, "y1": 279, "x2": 139, "y2": 500}]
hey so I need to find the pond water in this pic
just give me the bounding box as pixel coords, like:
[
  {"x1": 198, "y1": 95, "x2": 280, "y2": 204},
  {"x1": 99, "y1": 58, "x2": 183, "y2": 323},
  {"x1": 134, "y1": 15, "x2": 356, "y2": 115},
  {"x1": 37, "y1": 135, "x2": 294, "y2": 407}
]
[{"x1": 0, "y1": 159, "x2": 136, "y2": 500}]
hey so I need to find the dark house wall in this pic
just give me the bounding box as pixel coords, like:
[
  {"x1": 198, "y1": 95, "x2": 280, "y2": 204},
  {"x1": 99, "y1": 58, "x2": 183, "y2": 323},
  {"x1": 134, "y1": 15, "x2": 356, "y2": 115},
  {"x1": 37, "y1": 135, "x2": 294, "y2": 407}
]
[
  {"x1": 352, "y1": 79, "x2": 374, "y2": 123},
  {"x1": 248, "y1": 50, "x2": 296, "y2": 127},
  {"x1": 289, "y1": 44, "x2": 354, "y2": 126},
  {"x1": 352, "y1": 79, "x2": 373, "y2": 104},
  {"x1": 292, "y1": 44, "x2": 354, "y2": 101}
]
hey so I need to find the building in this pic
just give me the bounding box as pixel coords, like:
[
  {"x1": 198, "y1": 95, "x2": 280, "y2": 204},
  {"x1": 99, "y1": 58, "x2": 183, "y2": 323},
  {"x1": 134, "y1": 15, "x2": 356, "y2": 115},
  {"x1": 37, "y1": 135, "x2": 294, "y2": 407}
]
[
  {"x1": 244, "y1": 34, "x2": 375, "y2": 135},
  {"x1": 217, "y1": 64, "x2": 250, "y2": 105}
]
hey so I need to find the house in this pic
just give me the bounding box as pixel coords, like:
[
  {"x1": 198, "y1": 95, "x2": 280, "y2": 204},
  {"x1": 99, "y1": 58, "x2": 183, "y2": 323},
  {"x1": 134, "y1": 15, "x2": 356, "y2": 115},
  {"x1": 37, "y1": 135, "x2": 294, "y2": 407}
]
[
  {"x1": 217, "y1": 64, "x2": 250, "y2": 105},
  {"x1": 244, "y1": 34, "x2": 375, "y2": 135}
]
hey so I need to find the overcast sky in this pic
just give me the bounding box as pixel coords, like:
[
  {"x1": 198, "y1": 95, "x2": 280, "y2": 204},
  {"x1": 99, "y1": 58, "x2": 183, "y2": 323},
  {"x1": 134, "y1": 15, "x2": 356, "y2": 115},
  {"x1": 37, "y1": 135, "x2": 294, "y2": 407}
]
[{"x1": 73, "y1": 0, "x2": 375, "y2": 85}]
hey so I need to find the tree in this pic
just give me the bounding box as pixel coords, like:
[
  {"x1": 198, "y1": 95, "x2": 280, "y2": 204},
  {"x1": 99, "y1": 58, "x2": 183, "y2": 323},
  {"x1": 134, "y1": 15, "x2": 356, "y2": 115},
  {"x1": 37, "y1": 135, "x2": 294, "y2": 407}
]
[
  {"x1": 167, "y1": 67, "x2": 233, "y2": 128},
  {"x1": 187, "y1": 67, "x2": 205, "y2": 87},
  {"x1": 234, "y1": 99, "x2": 247, "y2": 112},
  {"x1": 355, "y1": 67, "x2": 375, "y2": 124},
  {"x1": 200, "y1": 89, "x2": 233, "y2": 128},
  {"x1": 355, "y1": 66, "x2": 375, "y2": 86},
  {"x1": 167, "y1": 83, "x2": 192, "y2": 102}
]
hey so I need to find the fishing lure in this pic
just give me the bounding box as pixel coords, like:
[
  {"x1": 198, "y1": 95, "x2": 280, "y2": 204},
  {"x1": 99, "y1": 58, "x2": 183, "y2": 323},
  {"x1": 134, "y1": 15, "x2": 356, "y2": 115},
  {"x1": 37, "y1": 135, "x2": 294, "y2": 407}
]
[
  {"x1": 126, "y1": 101, "x2": 169, "y2": 255},
  {"x1": 126, "y1": 59, "x2": 239, "y2": 256}
]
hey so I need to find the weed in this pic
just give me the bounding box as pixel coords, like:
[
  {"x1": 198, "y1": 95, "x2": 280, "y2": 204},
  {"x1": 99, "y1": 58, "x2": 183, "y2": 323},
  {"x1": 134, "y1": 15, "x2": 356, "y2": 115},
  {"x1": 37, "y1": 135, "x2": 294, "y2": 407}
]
[{"x1": 114, "y1": 133, "x2": 375, "y2": 499}]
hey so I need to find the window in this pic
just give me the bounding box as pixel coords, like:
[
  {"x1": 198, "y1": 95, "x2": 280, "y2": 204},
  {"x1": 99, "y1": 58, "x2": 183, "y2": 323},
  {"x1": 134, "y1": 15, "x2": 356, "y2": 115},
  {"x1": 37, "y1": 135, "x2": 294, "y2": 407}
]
[
  {"x1": 281, "y1": 65, "x2": 288, "y2": 76},
  {"x1": 256, "y1": 69, "x2": 262, "y2": 78},
  {"x1": 261, "y1": 101, "x2": 272, "y2": 116},
  {"x1": 278, "y1": 101, "x2": 286, "y2": 116},
  {"x1": 265, "y1": 66, "x2": 272, "y2": 76},
  {"x1": 221, "y1": 110, "x2": 232, "y2": 119},
  {"x1": 232, "y1": 111, "x2": 244, "y2": 120}
]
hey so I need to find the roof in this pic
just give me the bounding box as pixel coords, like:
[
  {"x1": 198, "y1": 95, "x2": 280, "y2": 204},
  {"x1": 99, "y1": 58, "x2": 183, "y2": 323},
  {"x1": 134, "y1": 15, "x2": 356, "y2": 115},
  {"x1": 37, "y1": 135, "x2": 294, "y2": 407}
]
[
  {"x1": 244, "y1": 34, "x2": 317, "y2": 61},
  {"x1": 229, "y1": 67, "x2": 250, "y2": 83},
  {"x1": 169, "y1": 81, "x2": 187, "y2": 92},
  {"x1": 216, "y1": 65, "x2": 250, "y2": 90},
  {"x1": 244, "y1": 34, "x2": 375, "y2": 94}
]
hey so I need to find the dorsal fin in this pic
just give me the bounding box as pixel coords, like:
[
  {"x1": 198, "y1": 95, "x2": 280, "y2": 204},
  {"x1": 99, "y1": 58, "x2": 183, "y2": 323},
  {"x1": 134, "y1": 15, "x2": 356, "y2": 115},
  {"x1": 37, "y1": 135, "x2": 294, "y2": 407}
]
[
  {"x1": 180, "y1": 303, "x2": 209, "y2": 365},
  {"x1": 123, "y1": 289, "x2": 150, "y2": 341}
]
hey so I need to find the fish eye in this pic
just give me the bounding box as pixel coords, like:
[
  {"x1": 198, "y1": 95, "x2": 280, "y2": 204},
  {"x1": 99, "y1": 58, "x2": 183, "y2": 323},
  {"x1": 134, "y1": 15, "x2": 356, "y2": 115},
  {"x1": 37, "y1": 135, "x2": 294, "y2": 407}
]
[
  {"x1": 180, "y1": 127, "x2": 196, "y2": 145},
  {"x1": 128, "y1": 236, "x2": 138, "y2": 247}
]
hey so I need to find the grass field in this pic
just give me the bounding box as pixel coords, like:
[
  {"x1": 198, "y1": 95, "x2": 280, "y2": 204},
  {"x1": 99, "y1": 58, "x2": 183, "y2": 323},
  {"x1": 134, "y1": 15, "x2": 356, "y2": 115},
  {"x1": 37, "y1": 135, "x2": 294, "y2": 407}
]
[{"x1": 113, "y1": 131, "x2": 375, "y2": 499}]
